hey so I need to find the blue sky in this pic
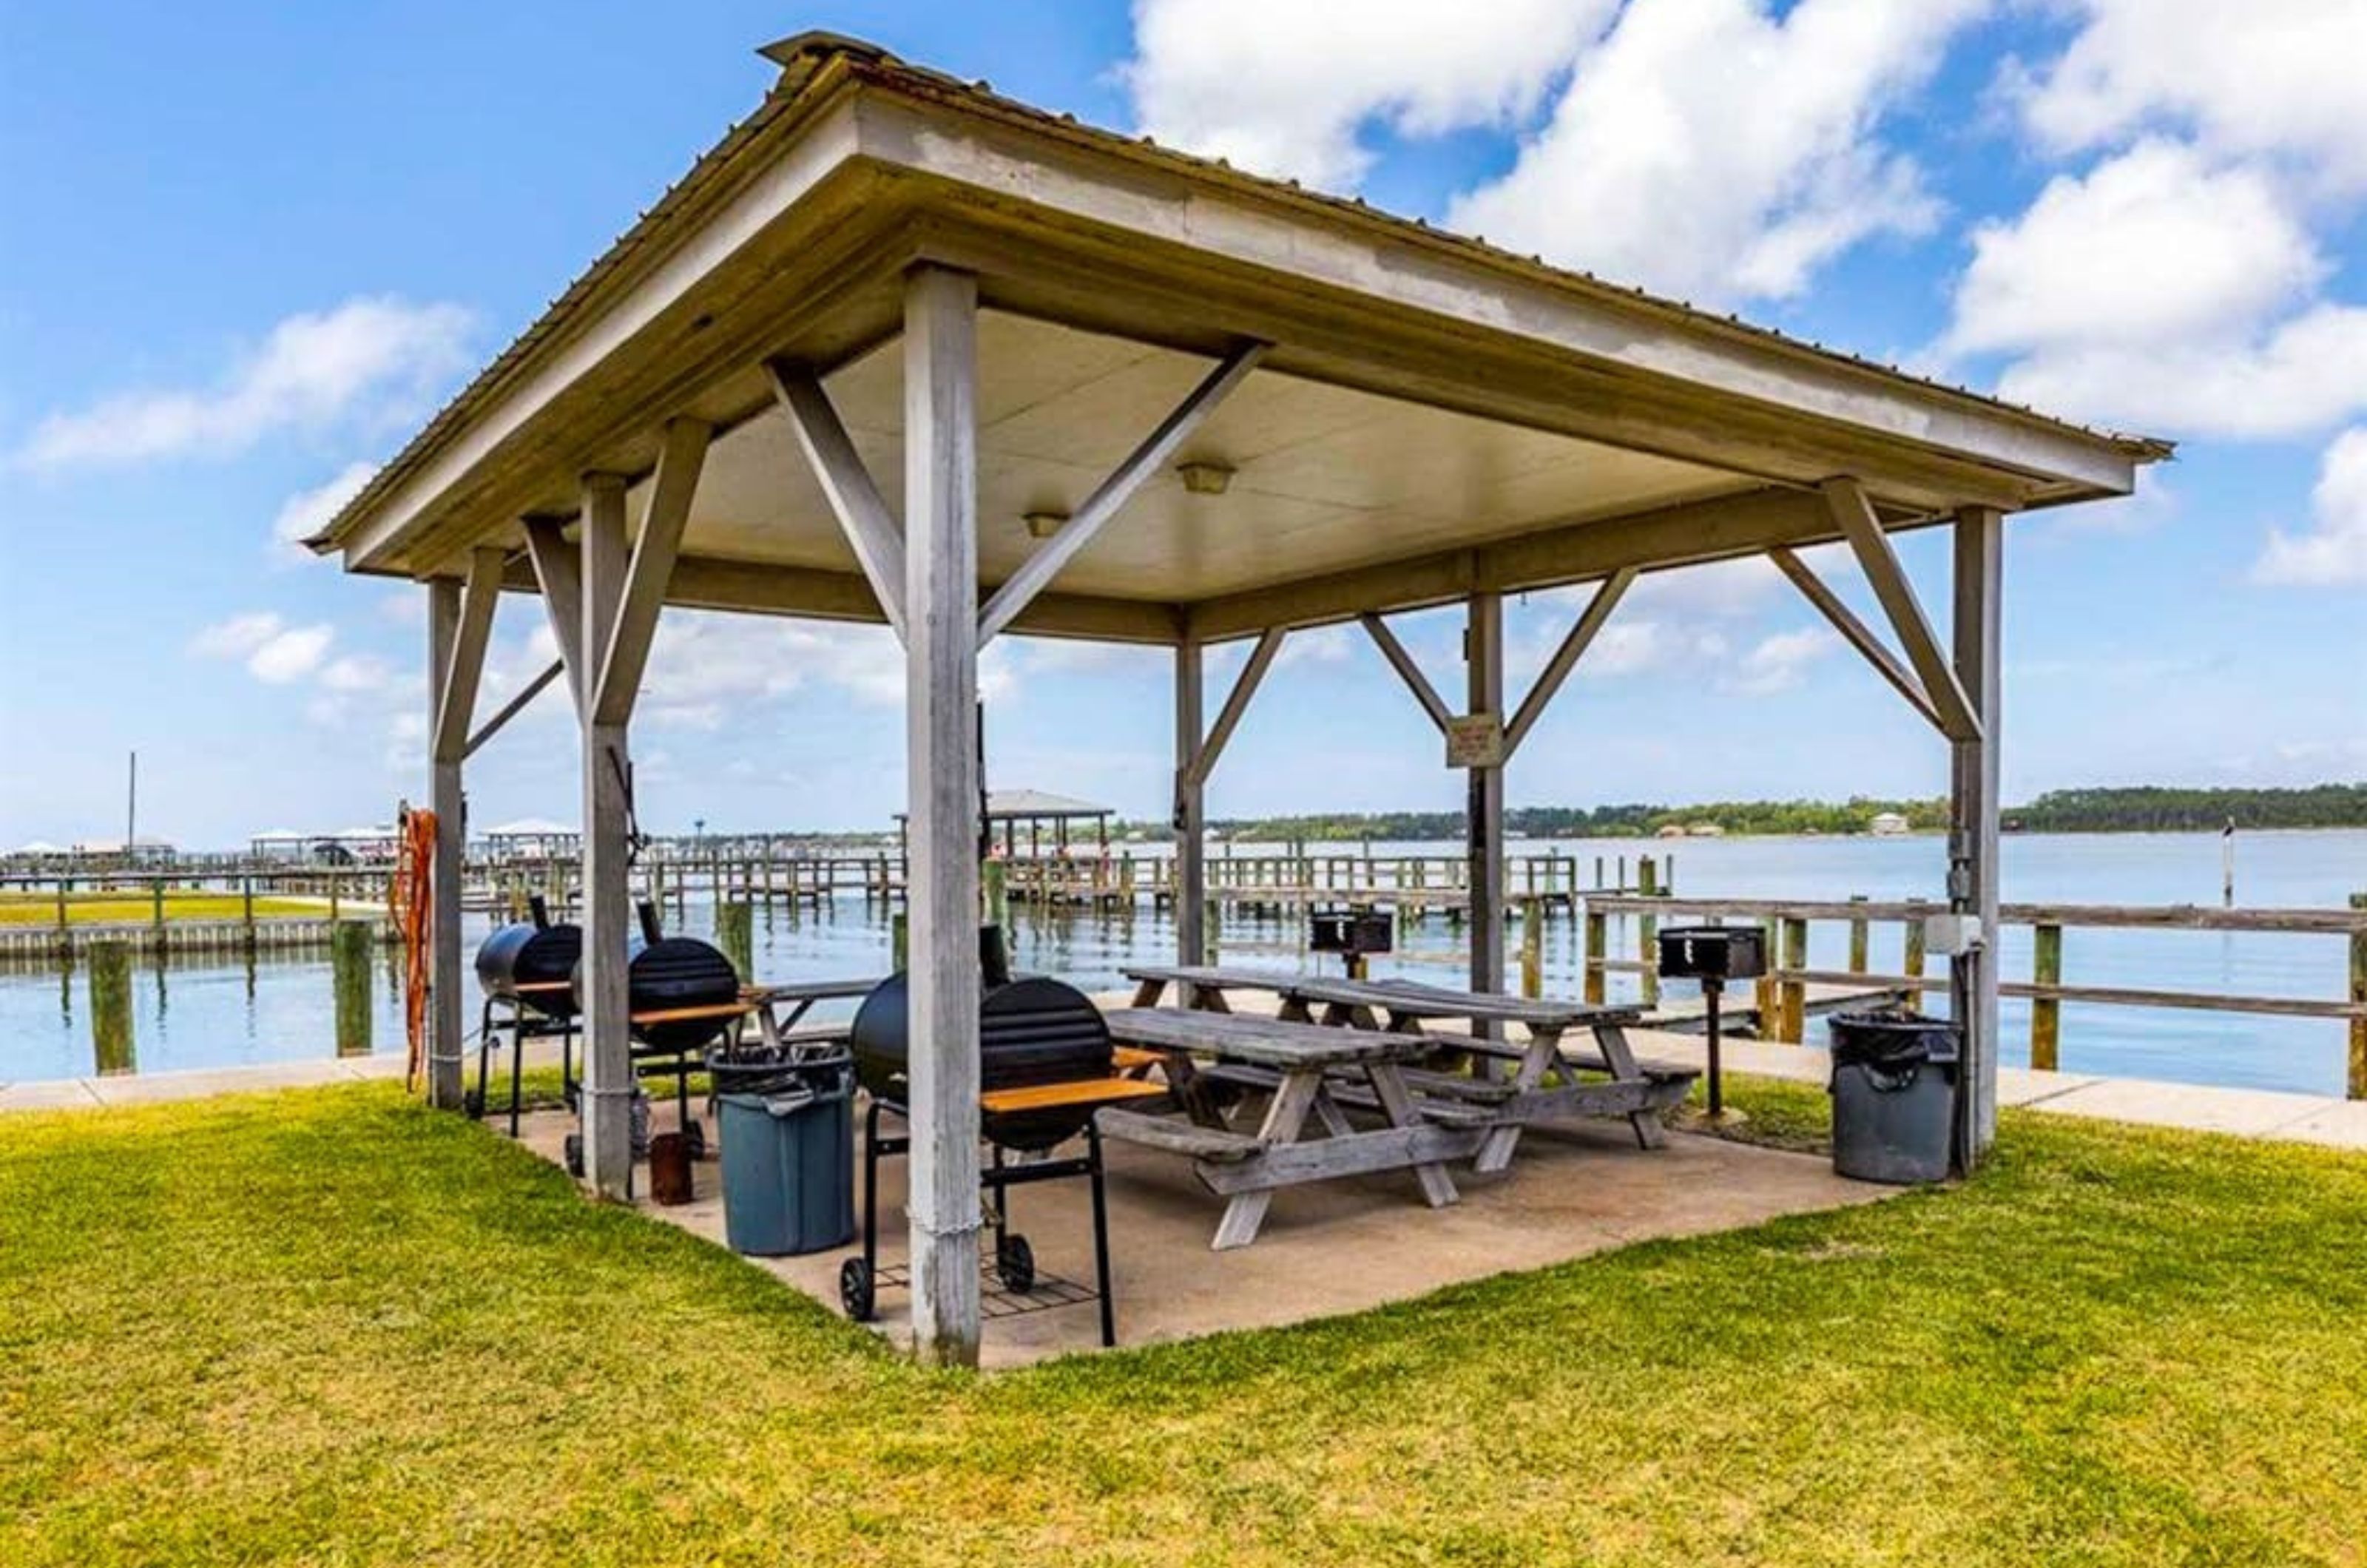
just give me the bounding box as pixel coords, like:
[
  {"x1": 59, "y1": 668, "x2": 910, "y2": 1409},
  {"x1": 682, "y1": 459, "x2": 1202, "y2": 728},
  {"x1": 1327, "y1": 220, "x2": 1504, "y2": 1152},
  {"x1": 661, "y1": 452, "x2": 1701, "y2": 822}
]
[{"x1": 2, "y1": 1, "x2": 2362, "y2": 849}]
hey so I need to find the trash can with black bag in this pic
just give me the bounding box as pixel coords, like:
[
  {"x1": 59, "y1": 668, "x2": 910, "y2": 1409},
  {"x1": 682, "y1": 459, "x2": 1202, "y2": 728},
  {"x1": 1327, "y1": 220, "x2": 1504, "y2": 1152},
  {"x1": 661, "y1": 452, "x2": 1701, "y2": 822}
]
[
  {"x1": 1826, "y1": 1010, "x2": 1960, "y2": 1185},
  {"x1": 710, "y1": 1044, "x2": 857, "y2": 1255}
]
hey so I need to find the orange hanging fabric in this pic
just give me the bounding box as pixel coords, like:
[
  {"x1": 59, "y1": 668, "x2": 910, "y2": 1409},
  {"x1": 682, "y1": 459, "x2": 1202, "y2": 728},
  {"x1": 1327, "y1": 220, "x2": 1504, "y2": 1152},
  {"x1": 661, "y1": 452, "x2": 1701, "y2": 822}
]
[{"x1": 392, "y1": 805, "x2": 437, "y2": 1092}]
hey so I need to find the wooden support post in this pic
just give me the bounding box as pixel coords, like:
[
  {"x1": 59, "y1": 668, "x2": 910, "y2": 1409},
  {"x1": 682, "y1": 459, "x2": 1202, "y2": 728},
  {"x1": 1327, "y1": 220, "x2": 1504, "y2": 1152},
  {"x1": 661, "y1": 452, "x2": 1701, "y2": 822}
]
[
  {"x1": 1903, "y1": 898, "x2": 1928, "y2": 982},
  {"x1": 1466, "y1": 592, "x2": 1505, "y2": 1004},
  {"x1": 425, "y1": 578, "x2": 467, "y2": 1111},
  {"x1": 2031, "y1": 922, "x2": 2062, "y2": 1072},
  {"x1": 333, "y1": 920, "x2": 374, "y2": 1058},
  {"x1": 1847, "y1": 895, "x2": 1870, "y2": 975},
  {"x1": 1779, "y1": 916, "x2": 1809, "y2": 1044},
  {"x1": 89, "y1": 939, "x2": 133, "y2": 1076},
  {"x1": 2347, "y1": 893, "x2": 2365, "y2": 1100},
  {"x1": 1951, "y1": 506, "x2": 2004, "y2": 1164},
  {"x1": 1584, "y1": 908, "x2": 1607, "y2": 1004},
  {"x1": 579, "y1": 473, "x2": 635, "y2": 1201},
  {"x1": 1174, "y1": 637, "x2": 1206, "y2": 967},
  {"x1": 902, "y1": 264, "x2": 983, "y2": 1368},
  {"x1": 1519, "y1": 897, "x2": 1542, "y2": 999},
  {"x1": 241, "y1": 876, "x2": 256, "y2": 956},
  {"x1": 150, "y1": 879, "x2": 165, "y2": 952}
]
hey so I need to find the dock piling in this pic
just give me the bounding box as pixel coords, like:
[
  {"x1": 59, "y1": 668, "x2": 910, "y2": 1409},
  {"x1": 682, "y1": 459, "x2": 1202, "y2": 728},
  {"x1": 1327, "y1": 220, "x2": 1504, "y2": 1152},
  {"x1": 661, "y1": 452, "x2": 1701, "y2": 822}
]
[
  {"x1": 332, "y1": 920, "x2": 373, "y2": 1058},
  {"x1": 89, "y1": 940, "x2": 134, "y2": 1075}
]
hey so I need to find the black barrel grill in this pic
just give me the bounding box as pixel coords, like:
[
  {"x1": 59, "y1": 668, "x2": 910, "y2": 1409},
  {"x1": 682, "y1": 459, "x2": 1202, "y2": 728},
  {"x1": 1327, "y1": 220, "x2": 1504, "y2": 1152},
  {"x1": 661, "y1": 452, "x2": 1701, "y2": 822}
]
[
  {"x1": 476, "y1": 895, "x2": 583, "y2": 1018},
  {"x1": 840, "y1": 927, "x2": 1123, "y2": 1345},
  {"x1": 596, "y1": 902, "x2": 745, "y2": 1052},
  {"x1": 471, "y1": 896, "x2": 582, "y2": 1132}
]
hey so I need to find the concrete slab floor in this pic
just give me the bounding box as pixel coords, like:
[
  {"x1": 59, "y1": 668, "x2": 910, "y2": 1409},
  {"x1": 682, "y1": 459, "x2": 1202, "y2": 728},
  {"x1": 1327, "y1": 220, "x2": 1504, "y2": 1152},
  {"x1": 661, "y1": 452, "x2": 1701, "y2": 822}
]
[{"x1": 505, "y1": 1098, "x2": 1891, "y2": 1369}]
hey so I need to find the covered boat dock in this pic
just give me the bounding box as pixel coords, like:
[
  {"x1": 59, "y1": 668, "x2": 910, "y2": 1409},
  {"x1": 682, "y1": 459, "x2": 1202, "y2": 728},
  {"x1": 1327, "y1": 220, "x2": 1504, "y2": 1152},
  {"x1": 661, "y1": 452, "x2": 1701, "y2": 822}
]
[{"x1": 313, "y1": 33, "x2": 2166, "y2": 1366}]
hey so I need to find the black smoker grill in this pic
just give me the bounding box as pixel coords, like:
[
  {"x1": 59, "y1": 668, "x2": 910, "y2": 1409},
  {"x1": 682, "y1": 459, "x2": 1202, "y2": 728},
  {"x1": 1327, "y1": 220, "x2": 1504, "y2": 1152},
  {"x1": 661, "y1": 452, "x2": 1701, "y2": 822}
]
[
  {"x1": 1656, "y1": 925, "x2": 1769, "y2": 1117},
  {"x1": 840, "y1": 927, "x2": 1123, "y2": 1345},
  {"x1": 471, "y1": 896, "x2": 581, "y2": 1134},
  {"x1": 553, "y1": 904, "x2": 744, "y2": 1174}
]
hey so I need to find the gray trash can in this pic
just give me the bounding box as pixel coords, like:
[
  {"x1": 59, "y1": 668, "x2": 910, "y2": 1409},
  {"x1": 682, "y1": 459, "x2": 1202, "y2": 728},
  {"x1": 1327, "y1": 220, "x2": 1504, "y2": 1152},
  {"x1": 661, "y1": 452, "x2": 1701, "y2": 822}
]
[
  {"x1": 1827, "y1": 1010, "x2": 1959, "y2": 1185},
  {"x1": 711, "y1": 1046, "x2": 857, "y2": 1256}
]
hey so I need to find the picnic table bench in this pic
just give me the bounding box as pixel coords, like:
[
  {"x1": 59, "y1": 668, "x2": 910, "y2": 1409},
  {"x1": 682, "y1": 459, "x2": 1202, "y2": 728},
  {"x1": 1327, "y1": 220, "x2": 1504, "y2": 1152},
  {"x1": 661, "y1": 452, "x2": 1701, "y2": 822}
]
[
  {"x1": 1123, "y1": 965, "x2": 1695, "y2": 1172},
  {"x1": 1097, "y1": 1007, "x2": 1476, "y2": 1249}
]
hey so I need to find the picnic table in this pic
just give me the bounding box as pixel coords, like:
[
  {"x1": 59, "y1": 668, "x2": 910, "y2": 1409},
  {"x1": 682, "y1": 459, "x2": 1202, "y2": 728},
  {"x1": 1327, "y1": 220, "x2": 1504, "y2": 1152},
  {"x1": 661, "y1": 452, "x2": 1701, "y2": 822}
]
[
  {"x1": 1123, "y1": 965, "x2": 1693, "y2": 1172},
  {"x1": 1097, "y1": 1007, "x2": 1476, "y2": 1249}
]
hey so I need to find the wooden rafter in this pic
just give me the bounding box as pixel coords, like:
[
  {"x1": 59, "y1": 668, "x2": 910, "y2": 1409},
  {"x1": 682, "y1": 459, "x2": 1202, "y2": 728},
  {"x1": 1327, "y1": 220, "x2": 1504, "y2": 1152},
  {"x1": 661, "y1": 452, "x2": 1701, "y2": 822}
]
[
  {"x1": 1766, "y1": 545, "x2": 1944, "y2": 734},
  {"x1": 592, "y1": 418, "x2": 711, "y2": 727},
  {"x1": 520, "y1": 518, "x2": 587, "y2": 712},
  {"x1": 1502, "y1": 567, "x2": 1635, "y2": 758},
  {"x1": 1186, "y1": 627, "x2": 1286, "y2": 788},
  {"x1": 769, "y1": 359, "x2": 907, "y2": 642},
  {"x1": 1820, "y1": 477, "x2": 1982, "y2": 743},
  {"x1": 463, "y1": 658, "x2": 565, "y2": 760},
  {"x1": 1357, "y1": 612, "x2": 1451, "y2": 734},
  {"x1": 976, "y1": 342, "x2": 1266, "y2": 647},
  {"x1": 430, "y1": 545, "x2": 504, "y2": 763}
]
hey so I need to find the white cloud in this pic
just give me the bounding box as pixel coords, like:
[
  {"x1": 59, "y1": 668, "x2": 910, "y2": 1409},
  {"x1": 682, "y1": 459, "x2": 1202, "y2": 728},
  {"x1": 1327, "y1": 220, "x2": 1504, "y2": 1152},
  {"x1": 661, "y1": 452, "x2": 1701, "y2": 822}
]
[
  {"x1": 1946, "y1": 141, "x2": 2323, "y2": 356},
  {"x1": 1277, "y1": 624, "x2": 1351, "y2": 669},
  {"x1": 271, "y1": 460, "x2": 379, "y2": 561},
  {"x1": 634, "y1": 611, "x2": 1024, "y2": 726},
  {"x1": 1124, "y1": 0, "x2": 1615, "y2": 190},
  {"x1": 1448, "y1": 0, "x2": 1989, "y2": 303},
  {"x1": 246, "y1": 624, "x2": 335, "y2": 683},
  {"x1": 318, "y1": 654, "x2": 394, "y2": 693},
  {"x1": 2255, "y1": 428, "x2": 2367, "y2": 587},
  {"x1": 190, "y1": 611, "x2": 334, "y2": 684},
  {"x1": 2012, "y1": 0, "x2": 2367, "y2": 194},
  {"x1": 16, "y1": 297, "x2": 472, "y2": 470},
  {"x1": 1990, "y1": 299, "x2": 2367, "y2": 439},
  {"x1": 1939, "y1": 137, "x2": 2367, "y2": 439},
  {"x1": 1721, "y1": 626, "x2": 1838, "y2": 695},
  {"x1": 1570, "y1": 620, "x2": 1729, "y2": 680},
  {"x1": 189, "y1": 612, "x2": 286, "y2": 660}
]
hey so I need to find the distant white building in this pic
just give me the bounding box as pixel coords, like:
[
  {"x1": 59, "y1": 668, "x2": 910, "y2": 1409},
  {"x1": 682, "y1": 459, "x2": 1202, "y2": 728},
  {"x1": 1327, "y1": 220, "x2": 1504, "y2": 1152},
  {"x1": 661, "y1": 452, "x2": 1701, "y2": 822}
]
[{"x1": 1869, "y1": 811, "x2": 1911, "y2": 837}]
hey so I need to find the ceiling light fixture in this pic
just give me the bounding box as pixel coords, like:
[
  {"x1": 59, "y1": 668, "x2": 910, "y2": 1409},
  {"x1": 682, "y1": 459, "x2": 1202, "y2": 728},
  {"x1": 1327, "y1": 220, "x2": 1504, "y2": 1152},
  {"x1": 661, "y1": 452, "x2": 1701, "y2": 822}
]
[{"x1": 1175, "y1": 460, "x2": 1235, "y2": 496}]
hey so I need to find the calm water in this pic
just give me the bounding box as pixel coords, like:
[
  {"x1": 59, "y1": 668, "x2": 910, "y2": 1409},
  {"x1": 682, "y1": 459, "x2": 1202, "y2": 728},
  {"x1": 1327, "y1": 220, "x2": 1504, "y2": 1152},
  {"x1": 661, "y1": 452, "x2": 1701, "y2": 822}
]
[{"x1": 5, "y1": 830, "x2": 2363, "y2": 1095}]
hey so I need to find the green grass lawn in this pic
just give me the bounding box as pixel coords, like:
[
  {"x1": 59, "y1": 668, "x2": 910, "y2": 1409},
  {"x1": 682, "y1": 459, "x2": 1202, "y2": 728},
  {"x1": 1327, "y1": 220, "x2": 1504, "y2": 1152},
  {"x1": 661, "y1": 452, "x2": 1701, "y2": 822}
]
[
  {"x1": 0, "y1": 892, "x2": 325, "y2": 927},
  {"x1": 3, "y1": 1078, "x2": 2363, "y2": 1567}
]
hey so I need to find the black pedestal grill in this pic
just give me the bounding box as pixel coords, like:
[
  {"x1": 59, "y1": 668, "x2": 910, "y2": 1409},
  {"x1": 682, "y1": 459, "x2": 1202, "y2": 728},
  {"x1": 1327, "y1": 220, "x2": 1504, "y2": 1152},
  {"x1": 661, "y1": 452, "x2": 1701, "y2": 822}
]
[
  {"x1": 1656, "y1": 925, "x2": 1768, "y2": 1117},
  {"x1": 471, "y1": 896, "x2": 580, "y2": 1135},
  {"x1": 839, "y1": 929, "x2": 1125, "y2": 1346}
]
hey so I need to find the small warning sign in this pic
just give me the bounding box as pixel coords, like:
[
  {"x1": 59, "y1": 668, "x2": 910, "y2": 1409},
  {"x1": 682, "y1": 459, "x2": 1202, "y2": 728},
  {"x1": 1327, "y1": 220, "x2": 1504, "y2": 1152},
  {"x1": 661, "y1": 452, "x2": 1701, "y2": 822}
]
[{"x1": 1445, "y1": 712, "x2": 1503, "y2": 769}]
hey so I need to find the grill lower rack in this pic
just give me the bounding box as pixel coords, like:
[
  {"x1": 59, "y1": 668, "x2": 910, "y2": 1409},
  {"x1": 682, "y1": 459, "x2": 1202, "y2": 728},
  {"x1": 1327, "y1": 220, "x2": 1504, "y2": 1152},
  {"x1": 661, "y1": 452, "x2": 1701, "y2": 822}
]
[{"x1": 860, "y1": 1260, "x2": 1098, "y2": 1321}]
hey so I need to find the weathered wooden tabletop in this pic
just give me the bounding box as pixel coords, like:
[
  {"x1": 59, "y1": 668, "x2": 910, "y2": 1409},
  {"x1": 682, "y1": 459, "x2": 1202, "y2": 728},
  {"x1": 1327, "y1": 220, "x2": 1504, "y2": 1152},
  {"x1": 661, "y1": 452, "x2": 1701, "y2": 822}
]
[{"x1": 1103, "y1": 1007, "x2": 1429, "y2": 1069}]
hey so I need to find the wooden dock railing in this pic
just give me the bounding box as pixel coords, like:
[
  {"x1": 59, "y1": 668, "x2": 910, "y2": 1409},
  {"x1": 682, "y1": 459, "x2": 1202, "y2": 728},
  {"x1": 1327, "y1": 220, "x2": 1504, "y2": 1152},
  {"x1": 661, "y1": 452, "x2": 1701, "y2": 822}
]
[{"x1": 1584, "y1": 893, "x2": 2367, "y2": 1098}]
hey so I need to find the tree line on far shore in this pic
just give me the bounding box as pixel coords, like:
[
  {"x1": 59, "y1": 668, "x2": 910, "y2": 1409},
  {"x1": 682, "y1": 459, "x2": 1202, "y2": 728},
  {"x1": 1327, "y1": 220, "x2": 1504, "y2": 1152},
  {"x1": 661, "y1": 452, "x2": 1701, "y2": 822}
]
[{"x1": 1100, "y1": 783, "x2": 2366, "y2": 842}]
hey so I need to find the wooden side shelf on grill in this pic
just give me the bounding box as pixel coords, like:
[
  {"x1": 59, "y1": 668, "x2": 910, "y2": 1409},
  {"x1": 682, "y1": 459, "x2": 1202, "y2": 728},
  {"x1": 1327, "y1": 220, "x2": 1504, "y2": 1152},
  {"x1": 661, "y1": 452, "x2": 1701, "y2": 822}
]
[
  {"x1": 978, "y1": 1078, "x2": 1168, "y2": 1116},
  {"x1": 627, "y1": 1001, "x2": 756, "y2": 1027}
]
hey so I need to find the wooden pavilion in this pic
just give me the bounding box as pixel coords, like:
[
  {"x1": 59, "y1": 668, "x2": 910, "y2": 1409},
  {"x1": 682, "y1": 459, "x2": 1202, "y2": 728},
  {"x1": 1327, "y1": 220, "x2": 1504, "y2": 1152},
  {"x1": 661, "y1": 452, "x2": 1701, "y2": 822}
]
[{"x1": 311, "y1": 33, "x2": 2169, "y2": 1366}]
